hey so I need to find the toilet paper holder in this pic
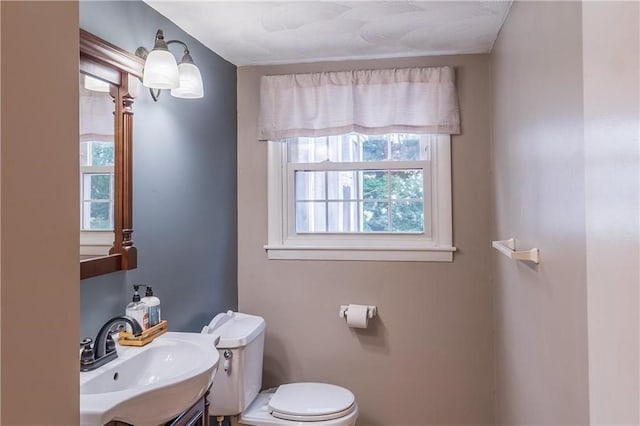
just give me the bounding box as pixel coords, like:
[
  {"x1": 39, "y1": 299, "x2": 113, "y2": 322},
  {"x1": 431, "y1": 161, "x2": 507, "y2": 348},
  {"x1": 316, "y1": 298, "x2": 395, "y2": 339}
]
[{"x1": 339, "y1": 305, "x2": 377, "y2": 320}]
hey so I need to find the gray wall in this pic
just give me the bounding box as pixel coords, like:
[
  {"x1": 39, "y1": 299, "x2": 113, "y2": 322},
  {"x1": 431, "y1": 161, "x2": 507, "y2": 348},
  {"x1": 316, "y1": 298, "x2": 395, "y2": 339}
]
[
  {"x1": 491, "y1": 2, "x2": 590, "y2": 424},
  {"x1": 80, "y1": 1, "x2": 237, "y2": 339},
  {"x1": 237, "y1": 55, "x2": 494, "y2": 426}
]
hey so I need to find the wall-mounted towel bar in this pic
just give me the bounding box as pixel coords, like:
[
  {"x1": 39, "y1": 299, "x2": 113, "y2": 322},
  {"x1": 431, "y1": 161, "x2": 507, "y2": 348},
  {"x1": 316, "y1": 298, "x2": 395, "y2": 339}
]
[{"x1": 492, "y1": 238, "x2": 540, "y2": 264}]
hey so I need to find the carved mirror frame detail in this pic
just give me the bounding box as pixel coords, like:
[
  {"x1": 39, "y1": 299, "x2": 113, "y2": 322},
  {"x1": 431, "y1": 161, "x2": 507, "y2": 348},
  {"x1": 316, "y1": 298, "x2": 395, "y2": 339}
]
[{"x1": 80, "y1": 30, "x2": 143, "y2": 280}]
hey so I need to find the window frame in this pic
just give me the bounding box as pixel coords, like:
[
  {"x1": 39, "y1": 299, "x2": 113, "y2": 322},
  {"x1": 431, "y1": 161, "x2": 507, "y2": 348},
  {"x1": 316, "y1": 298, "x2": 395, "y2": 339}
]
[
  {"x1": 79, "y1": 163, "x2": 115, "y2": 258},
  {"x1": 80, "y1": 142, "x2": 115, "y2": 232},
  {"x1": 266, "y1": 134, "x2": 455, "y2": 262}
]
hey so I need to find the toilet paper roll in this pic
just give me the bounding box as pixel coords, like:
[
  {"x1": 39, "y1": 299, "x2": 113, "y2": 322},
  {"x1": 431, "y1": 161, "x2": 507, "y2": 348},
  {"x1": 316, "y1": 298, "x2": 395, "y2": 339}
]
[{"x1": 346, "y1": 304, "x2": 369, "y2": 328}]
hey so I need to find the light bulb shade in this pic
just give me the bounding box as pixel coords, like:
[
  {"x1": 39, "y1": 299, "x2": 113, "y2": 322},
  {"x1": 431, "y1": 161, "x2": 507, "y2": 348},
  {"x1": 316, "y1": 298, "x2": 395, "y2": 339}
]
[
  {"x1": 142, "y1": 49, "x2": 179, "y2": 89},
  {"x1": 170, "y1": 62, "x2": 204, "y2": 99}
]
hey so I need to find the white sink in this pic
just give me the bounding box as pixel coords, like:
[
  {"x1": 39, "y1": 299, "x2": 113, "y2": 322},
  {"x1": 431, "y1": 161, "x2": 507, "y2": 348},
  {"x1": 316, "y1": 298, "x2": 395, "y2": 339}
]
[{"x1": 80, "y1": 332, "x2": 219, "y2": 426}]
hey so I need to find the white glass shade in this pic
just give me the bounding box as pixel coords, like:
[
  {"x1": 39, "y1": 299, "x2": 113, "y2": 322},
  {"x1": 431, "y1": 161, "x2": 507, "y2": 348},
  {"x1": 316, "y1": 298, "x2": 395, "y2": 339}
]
[
  {"x1": 170, "y1": 62, "x2": 204, "y2": 99},
  {"x1": 84, "y1": 75, "x2": 110, "y2": 92},
  {"x1": 142, "y1": 49, "x2": 179, "y2": 89}
]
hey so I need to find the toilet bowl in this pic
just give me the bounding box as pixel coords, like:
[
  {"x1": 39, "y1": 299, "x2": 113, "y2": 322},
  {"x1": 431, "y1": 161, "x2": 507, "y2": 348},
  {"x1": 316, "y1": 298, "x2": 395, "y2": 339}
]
[{"x1": 202, "y1": 311, "x2": 358, "y2": 426}]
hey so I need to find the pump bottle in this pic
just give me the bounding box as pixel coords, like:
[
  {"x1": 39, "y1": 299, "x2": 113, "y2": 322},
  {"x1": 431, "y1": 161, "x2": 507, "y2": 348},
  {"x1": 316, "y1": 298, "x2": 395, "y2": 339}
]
[
  {"x1": 141, "y1": 285, "x2": 161, "y2": 327},
  {"x1": 125, "y1": 285, "x2": 149, "y2": 331}
]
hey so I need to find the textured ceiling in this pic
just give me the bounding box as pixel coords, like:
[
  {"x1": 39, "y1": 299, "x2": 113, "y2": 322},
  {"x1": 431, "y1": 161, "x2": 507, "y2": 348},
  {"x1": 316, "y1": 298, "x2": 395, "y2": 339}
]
[{"x1": 144, "y1": 1, "x2": 512, "y2": 66}]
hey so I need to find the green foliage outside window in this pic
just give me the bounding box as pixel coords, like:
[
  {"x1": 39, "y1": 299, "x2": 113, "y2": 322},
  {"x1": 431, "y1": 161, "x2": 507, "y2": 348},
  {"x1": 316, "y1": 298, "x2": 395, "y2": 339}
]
[
  {"x1": 361, "y1": 137, "x2": 424, "y2": 232},
  {"x1": 91, "y1": 142, "x2": 114, "y2": 166},
  {"x1": 362, "y1": 170, "x2": 423, "y2": 232}
]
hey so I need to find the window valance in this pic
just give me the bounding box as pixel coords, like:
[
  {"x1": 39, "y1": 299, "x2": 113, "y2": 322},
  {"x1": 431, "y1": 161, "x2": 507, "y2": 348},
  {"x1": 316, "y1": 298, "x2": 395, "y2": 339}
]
[
  {"x1": 259, "y1": 66, "x2": 460, "y2": 141},
  {"x1": 80, "y1": 89, "x2": 114, "y2": 143}
]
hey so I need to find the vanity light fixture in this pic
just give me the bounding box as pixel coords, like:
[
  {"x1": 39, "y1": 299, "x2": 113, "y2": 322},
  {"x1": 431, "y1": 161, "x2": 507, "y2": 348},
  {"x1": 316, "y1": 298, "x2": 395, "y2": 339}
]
[{"x1": 135, "y1": 29, "x2": 204, "y2": 102}]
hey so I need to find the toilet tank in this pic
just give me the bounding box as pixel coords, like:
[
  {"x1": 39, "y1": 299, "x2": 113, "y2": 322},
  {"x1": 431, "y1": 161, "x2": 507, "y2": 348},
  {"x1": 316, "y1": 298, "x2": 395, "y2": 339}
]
[{"x1": 203, "y1": 311, "x2": 265, "y2": 416}]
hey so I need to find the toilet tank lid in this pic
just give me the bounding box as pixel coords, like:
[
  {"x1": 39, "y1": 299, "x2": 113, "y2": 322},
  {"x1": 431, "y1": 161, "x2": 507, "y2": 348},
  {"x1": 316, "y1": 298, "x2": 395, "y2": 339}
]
[{"x1": 204, "y1": 311, "x2": 265, "y2": 348}]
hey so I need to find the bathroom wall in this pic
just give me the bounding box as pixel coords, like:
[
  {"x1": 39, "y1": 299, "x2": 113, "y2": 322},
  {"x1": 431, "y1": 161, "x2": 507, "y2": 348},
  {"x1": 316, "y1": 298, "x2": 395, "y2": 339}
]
[
  {"x1": 1, "y1": 2, "x2": 79, "y2": 424},
  {"x1": 490, "y1": 2, "x2": 590, "y2": 423},
  {"x1": 237, "y1": 55, "x2": 494, "y2": 425},
  {"x1": 583, "y1": 2, "x2": 639, "y2": 423},
  {"x1": 79, "y1": 1, "x2": 238, "y2": 338}
]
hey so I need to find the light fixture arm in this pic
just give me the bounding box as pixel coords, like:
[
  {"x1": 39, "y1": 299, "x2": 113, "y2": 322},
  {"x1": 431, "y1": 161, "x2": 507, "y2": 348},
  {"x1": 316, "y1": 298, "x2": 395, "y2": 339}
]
[
  {"x1": 166, "y1": 40, "x2": 196, "y2": 65},
  {"x1": 166, "y1": 39, "x2": 189, "y2": 51}
]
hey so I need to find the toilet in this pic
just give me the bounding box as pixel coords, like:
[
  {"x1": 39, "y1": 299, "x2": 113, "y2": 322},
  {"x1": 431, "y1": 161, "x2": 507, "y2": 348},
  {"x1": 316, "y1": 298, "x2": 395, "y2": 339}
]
[{"x1": 202, "y1": 311, "x2": 358, "y2": 426}]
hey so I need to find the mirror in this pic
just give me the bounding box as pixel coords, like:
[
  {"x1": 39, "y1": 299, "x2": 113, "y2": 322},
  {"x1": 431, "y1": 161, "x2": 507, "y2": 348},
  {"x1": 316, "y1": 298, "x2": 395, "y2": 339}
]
[{"x1": 79, "y1": 30, "x2": 143, "y2": 279}]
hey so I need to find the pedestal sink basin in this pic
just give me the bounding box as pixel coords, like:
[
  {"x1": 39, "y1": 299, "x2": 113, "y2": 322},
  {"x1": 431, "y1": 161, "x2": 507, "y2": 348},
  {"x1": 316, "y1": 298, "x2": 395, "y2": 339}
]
[{"x1": 80, "y1": 332, "x2": 219, "y2": 426}]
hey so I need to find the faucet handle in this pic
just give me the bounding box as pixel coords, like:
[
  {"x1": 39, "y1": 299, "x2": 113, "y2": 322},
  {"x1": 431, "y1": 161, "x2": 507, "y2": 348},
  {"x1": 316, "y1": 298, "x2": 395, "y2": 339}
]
[{"x1": 80, "y1": 338, "x2": 94, "y2": 366}]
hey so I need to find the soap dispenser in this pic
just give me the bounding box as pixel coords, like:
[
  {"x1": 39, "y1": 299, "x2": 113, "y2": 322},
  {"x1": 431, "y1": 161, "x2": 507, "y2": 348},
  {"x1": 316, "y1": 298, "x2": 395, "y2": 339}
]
[
  {"x1": 125, "y1": 285, "x2": 149, "y2": 331},
  {"x1": 141, "y1": 285, "x2": 161, "y2": 327}
]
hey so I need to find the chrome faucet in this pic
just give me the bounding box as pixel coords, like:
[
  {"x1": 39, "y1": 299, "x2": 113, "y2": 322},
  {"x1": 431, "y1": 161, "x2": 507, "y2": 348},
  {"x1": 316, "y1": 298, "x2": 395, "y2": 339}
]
[{"x1": 80, "y1": 315, "x2": 143, "y2": 372}]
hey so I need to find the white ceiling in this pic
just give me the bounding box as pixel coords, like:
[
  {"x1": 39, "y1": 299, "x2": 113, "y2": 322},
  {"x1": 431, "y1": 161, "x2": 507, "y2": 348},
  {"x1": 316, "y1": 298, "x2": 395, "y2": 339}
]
[{"x1": 144, "y1": 1, "x2": 512, "y2": 66}]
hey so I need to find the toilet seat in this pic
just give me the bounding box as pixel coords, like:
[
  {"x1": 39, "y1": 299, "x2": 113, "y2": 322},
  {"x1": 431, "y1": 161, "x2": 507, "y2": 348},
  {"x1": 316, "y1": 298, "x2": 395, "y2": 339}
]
[
  {"x1": 239, "y1": 385, "x2": 359, "y2": 426},
  {"x1": 269, "y1": 383, "x2": 356, "y2": 422}
]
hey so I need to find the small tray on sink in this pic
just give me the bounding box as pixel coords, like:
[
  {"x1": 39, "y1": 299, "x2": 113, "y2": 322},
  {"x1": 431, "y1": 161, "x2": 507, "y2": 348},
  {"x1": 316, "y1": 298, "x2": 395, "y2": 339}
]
[{"x1": 119, "y1": 320, "x2": 168, "y2": 346}]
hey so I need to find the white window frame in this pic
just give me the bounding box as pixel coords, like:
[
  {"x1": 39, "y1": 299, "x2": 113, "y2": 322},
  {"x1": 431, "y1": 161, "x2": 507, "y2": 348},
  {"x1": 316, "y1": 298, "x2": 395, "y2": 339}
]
[
  {"x1": 80, "y1": 140, "x2": 115, "y2": 256},
  {"x1": 265, "y1": 134, "x2": 455, "y2": 262}
]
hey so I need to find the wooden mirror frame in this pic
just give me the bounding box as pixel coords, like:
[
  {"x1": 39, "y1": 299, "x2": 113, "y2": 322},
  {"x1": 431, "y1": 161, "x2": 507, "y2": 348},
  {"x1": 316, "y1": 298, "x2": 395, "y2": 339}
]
[{"x1": 80, "y1": 29, "x2": 143, "y2": 280}]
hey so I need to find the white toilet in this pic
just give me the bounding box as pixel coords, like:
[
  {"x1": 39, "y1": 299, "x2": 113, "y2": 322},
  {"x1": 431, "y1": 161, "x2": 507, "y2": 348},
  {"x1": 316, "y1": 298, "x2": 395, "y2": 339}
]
[{"x1": 202, "y1": 311, "x2": 359, "y2": 426}]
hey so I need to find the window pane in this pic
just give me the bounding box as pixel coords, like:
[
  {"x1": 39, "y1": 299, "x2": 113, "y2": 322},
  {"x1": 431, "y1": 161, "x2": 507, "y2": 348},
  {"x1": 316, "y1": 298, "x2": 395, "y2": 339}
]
[
  {"x1": 391, "y1": 201, "x2": 424, "y2": 232},
  {"x1": 328, "y1": 201, "x2": 358, "y2": 232},
  {"x1": 295, "y1": 171, "x2": 325, "y2": 200},
  {"x1": 390, "y1": 170, "x2": 423, "y2": 199},
  {"x1": 362, "y1": 137, "x2": 387, "y2": 161},
  {"x1": 327, "y1": 171, "x2": 358, "y2": 200},
  {"x1": 288, "y1": 138, "x2": 310, "y2": 162},
  {"x1": 287, "y1": 133, "x2": 429, "y2": 163},
  {"x1": 328, "y1": 134, "x2": 360, "y2": 162},
  {"x1": 390, "y1": 135, "x2": 421, "y2": 160},
  {"x1": 91, "y1": 142, "x2": 114, "y2": 166},
  {"x1": 296, "y1": 201, "x2": 326, "y2": 233},
  {"x1": 90, "y1": 174, "x2": 112, "y2": 200},
  {"x1": 80, "y1": 141, "x2": 114, "y2": 167},
  {"x1": 288, "y1": 137, "x2": 329, "y2": 162},
  {"x1": 362, "y1": 201, "x2": 389, "y2": 232},
  {"x1": 83, "y1": 201, "x2": 112, "y2": 230},
  {"x1": 362, "y1": 171, "x2": 388, "y2": 199}
]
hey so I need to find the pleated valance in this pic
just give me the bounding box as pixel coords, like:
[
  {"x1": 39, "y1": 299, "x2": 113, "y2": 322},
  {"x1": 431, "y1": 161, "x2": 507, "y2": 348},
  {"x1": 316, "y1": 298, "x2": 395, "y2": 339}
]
[
  {"x1": 259, "y1": 66, "x2": 460, "y2": 141},
  {"x1": 80, "y1": 85, "x2": 114, "y2": 143}
]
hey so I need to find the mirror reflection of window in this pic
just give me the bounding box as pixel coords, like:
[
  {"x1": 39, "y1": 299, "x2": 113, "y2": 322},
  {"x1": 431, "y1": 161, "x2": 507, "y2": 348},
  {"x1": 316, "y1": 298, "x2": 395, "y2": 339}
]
[{"x1": 80, "y1": 73, "x2": 115, "y2": 258}]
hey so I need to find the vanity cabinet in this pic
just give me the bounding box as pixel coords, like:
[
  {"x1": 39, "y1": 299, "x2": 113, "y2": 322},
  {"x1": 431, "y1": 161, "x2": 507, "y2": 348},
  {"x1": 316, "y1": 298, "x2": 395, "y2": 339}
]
[
  {"x1": 106, "y1": 390, "x2": 210, "y2": 426},
  {"x1": 164, "y1": 391, "x2": 210, "y2": 426}
]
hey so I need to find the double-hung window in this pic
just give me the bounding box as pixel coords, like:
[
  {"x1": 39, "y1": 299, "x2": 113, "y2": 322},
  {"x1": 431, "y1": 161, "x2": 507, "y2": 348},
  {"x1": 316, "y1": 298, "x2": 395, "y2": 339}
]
[
  {"x1": 260, "y1": 66, "x2": 460, "y2": 261},
  {"x1": 79, "y1": 77, "x2": 115, "y2": 257},
  {"x1": 267, "y1": 133, "x2": 454, "y2": 261},
  {"x1": 80, "y1": 140, "x2": 115, "y2": 231},
  {"x1": 79, "y1": 140, "x2": 115, "y2": 257}
]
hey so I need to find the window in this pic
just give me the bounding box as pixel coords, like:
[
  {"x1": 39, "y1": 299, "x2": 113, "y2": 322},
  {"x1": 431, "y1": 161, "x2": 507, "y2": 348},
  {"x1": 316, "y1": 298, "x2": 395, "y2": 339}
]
[
  {"x1": 266, "y1": 133, "x2": 455, "y2": 261},
  {"x1": 80, "y1": 140, "x2": 115, "y2": 231},
  {"x1": 80, "y1": 139, "x2": 115, "y2": 258}
]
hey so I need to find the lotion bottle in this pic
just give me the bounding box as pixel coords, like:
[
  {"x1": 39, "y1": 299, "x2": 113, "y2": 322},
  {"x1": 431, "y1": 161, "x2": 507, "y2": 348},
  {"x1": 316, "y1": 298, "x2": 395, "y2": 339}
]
[
  {"x1": 141, "y1": 285, "x2": 161, "y2": 327},
  {"x1": 125, "y1": 285, "x2": 149, "y2": 331}
]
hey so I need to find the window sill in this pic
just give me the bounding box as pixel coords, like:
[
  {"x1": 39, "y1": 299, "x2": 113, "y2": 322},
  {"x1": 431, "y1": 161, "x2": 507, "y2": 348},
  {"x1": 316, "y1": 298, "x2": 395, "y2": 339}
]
[{"x1": 264, "y1": 245, "x2": 456, "y2": 262}]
